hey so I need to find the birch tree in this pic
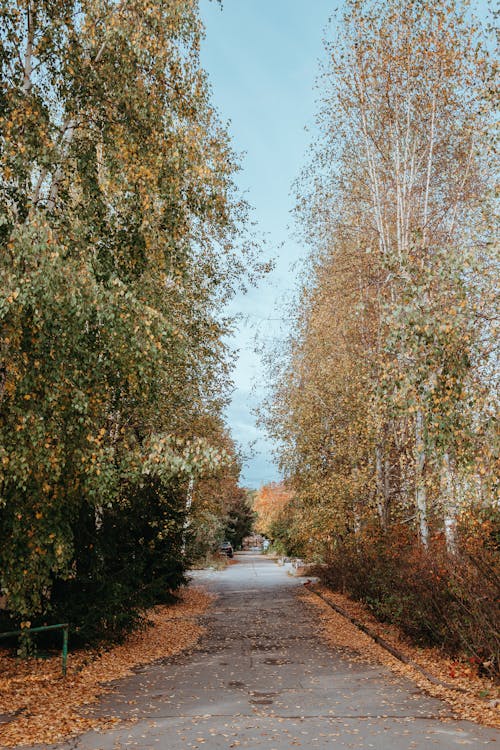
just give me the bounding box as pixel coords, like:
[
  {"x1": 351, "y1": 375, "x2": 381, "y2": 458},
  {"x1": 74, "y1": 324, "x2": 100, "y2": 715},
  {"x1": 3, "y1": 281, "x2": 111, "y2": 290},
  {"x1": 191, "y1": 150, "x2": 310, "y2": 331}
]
[
  {"x1": 0, "y1": 0, "x2": 258, "y2": 633},
  {"x1": 264, "y1": 0, "x2": 496, "y2": 555}
]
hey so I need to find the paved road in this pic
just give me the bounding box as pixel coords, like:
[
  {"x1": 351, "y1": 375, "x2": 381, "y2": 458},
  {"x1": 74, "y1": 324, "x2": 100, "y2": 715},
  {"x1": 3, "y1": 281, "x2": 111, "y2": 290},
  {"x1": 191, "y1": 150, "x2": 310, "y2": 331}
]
[{"x1": 37, "y1": 554, "x2": 498, "y2": 749}]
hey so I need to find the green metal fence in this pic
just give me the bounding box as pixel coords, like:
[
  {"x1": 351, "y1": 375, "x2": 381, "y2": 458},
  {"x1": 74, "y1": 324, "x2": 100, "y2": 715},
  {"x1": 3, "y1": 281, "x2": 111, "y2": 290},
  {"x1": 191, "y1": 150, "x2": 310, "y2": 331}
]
[{"x1": 0, "y1": 623, "x2": 69, "y2": 676}]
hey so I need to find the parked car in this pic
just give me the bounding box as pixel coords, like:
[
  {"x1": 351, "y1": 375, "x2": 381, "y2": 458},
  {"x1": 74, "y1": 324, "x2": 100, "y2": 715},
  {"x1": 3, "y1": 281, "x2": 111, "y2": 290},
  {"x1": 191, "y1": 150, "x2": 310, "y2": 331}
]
[{"x1": 219, "y1": 541, "x2": 234, "y2": 558}]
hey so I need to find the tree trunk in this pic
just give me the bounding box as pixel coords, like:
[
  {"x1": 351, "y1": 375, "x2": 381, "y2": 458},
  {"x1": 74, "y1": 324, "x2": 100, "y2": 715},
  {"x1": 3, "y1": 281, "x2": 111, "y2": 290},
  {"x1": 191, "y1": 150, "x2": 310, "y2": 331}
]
[
  {"x1": 375, "y1": 443, "x2": 388, "y2": 530},
  {"x1": 415, "y1": 409, "x2": 429, "y2": 547},
  {"x1": 182, "y1": 477, "x2": 195, "y2": 554},
  {"x1": 442, "y1": 452, "x2": 457, "y2": 555}
]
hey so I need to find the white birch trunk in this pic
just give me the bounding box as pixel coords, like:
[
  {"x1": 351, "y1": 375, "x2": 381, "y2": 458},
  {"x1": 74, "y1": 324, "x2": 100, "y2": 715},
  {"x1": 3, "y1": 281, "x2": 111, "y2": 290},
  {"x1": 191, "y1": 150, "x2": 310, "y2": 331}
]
[
  {"x1": 441, "y1": 452, "x2": 457, "y2": 555},
  {"x1": 23, "y1": 3, "x2": 34, "y2": 95},
  {"x1": 375, "y1": 444, "x2": 388, "y2": 530},
  {"x1": 182, "y1": 477, "x2": 195, "y2": 555},
  {"x1": 353, "y1": 505, "x2": 362, "y2": 537},
  {"x1": 44, "y1": 36, "x2": 108, "y2": 211},
  {"x1": 422, "y1": 91, "x2": 437, "y2": 246},
  {"x1": 415, "y1": 408, "x2": 429, "y2": 547}
]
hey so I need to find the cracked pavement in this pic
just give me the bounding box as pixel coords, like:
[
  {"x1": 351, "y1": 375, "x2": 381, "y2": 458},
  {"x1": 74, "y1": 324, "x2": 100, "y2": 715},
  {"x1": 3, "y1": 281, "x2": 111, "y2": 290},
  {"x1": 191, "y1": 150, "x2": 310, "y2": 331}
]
[{"x1": 29, "y1": 553, "x2": 499, "y2": 749}]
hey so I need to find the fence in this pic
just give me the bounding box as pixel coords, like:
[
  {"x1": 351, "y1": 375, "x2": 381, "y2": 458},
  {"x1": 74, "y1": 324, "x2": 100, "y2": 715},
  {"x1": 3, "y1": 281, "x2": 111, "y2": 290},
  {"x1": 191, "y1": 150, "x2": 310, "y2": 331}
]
[{"x1": 0, "y1": 623, "x2": 69, "y2": 676}]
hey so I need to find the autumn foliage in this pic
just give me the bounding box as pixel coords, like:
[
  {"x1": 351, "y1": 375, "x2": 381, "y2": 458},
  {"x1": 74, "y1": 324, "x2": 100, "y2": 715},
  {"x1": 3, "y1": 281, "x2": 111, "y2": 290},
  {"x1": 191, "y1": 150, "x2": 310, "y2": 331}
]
[
  {"x1": 321, "y1": 521, "x2": 500, "y2": 678},
  {"x1": 262, "y1": 0, "x2": 499, "y2": 674},
  {"x1": 0, "y1": 0, "x2": 257, "y2": 641},
  {"x1": 253, "y1": 482, "x2": 299, "y2": 553}
]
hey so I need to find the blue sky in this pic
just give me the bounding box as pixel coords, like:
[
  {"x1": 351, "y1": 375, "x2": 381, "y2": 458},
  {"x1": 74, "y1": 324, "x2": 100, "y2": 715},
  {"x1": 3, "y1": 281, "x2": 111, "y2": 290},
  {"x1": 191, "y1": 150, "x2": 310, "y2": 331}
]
[{"x1": 200, "y1": 0, "x2": 334, "y2": 488}]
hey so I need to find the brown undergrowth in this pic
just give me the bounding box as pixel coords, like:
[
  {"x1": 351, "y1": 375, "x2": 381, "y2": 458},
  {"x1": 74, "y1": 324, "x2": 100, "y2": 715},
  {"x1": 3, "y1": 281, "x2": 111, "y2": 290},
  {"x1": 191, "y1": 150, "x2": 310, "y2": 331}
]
[
  {"x1": 299, "y1": 583, "x2": 500, "y2": 729},
  {"x1": 0, "y1": 587, "x2": 213, "y2": 748}
]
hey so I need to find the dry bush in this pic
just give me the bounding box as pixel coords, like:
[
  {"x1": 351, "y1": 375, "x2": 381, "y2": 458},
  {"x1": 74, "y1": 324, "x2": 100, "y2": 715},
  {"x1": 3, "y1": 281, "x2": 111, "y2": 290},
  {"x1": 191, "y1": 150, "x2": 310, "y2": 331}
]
[{"x1": 320, "y1": 522, "x2": 500, "y2": 680}]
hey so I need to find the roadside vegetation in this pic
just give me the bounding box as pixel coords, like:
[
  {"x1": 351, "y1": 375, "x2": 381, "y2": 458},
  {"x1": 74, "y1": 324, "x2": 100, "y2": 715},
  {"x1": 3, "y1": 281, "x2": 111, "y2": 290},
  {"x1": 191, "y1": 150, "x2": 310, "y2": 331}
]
[
  {"x1": 261, "y1": 0, "x2": 499, "y2": 678},
  {"x1": 0, "y1": 0, "x2": 259, "y2": 646}
]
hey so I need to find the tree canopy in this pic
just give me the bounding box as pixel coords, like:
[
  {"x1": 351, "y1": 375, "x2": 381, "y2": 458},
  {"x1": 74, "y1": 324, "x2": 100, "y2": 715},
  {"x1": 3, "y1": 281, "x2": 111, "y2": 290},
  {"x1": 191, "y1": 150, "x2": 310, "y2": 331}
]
[
  {"x1": 0, "y1": 0, "x2": 259, "y2": 638},
  {"x1": 262, "y1": 0, "x2": 497, "y2": 556}
]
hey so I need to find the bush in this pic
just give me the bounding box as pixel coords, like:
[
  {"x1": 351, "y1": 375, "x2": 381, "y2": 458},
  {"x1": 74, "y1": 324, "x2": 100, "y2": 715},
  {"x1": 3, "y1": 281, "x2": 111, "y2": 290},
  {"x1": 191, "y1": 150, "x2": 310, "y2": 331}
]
[
  {"x1": 320, "y1": 524, "x2": 500, "y2": 679},
  {"x1": 0, "y1": 479, "x2": 189, "y2": 647}
]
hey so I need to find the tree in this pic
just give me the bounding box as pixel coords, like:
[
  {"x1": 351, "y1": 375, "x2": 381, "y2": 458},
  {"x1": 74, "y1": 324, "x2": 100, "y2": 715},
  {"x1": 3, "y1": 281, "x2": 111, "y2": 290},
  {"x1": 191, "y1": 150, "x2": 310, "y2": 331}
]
[
  {"x1": 0, "y1": 0, "x2": 259, "y2": 637},
  {"x1": 263, "y1": 0, "x2": 497, "y2": 557},
  {"x1": 223, "y1": 488, "x2": 255, "y2": 550},
  {"x1": 253, "y1": 483, "x2": 303, "y2": 554},
  {"x1": 185, "y1": 420, "x2": 252, "y2": 559}
]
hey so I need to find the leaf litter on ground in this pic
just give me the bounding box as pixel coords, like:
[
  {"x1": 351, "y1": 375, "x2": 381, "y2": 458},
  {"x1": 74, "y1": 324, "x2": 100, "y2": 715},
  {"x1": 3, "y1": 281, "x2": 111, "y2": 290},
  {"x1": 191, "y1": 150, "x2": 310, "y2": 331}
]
[
  {"x1": 299, "y1": 583, "x2": 499, "y2": 729},
  {"x1": 0, "y1": 587, "x2": 213, "y2": 747}
]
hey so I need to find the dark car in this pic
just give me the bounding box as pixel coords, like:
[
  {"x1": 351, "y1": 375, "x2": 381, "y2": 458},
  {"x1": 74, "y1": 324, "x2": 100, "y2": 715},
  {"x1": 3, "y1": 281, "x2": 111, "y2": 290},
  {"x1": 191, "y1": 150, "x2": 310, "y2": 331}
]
[{"x1": 219, "y1": 541, "x2": 234, "y2": 558}]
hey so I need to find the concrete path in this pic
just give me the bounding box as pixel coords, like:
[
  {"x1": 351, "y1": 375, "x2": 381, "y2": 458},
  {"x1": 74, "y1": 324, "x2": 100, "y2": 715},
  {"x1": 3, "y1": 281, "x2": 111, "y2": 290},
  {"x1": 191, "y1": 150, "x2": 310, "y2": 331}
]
[{"x1": 35, "y1": 553, "x2": 498, "y2": 749}]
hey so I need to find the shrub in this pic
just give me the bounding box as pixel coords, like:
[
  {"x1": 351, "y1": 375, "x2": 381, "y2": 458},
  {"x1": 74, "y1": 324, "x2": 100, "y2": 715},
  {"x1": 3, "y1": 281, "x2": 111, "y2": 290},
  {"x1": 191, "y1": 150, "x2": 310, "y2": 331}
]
[{"x1": 320, "y1": 524, "x2": 500, "y2": 679}]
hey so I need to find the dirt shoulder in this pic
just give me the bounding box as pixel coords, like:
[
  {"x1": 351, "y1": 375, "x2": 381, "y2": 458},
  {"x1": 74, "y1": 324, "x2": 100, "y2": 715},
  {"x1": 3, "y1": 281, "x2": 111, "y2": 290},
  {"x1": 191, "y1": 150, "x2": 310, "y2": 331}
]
[
  {"x1": 0, "y1": 587, "x2": 213, "y2": 748},
  {"x1": 299, "y1": 583, "x2": 500, "y2": 729}
]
